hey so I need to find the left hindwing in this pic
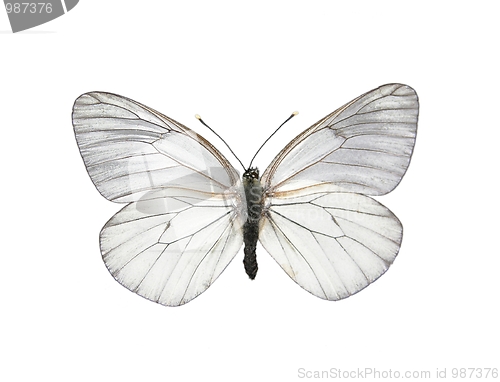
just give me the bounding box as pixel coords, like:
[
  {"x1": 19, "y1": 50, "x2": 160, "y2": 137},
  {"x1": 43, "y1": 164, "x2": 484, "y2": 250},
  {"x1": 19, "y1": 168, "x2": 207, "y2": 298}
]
[{"x1": 100, "y1": 188, "x2": 244, "y2": 306}]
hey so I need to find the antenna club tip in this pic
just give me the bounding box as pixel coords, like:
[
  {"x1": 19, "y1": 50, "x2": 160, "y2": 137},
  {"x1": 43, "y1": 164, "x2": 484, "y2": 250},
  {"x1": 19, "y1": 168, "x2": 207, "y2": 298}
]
[
  {"x1": 292, "y1": 111, "x2": 299, "y2": 116},
  {"x1": 195, "y1": 114, "x2": 202, "y2": 120}
]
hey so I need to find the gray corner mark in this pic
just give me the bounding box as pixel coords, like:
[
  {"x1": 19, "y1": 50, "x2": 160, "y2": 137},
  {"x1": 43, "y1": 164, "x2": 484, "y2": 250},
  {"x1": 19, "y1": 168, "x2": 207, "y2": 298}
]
[{"x1": 4, "y1": 0, "x2": 79, "y2": 33}]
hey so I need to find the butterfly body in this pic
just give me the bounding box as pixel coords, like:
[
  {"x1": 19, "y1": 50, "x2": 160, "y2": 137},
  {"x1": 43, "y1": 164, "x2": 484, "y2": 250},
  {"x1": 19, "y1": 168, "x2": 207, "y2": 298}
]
[
  {"x1": 73, "y1": 84, "x2": 418, "y2": 306},
  {"x1": 242, "y1": 167, "x2": 262, "y2": 280}
]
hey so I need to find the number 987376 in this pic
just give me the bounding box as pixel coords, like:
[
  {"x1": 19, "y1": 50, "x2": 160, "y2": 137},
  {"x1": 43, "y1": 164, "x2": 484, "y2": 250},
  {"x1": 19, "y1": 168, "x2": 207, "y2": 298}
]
[{"x1": 5, "y1": 2, "x2": 53, "y2": 14}]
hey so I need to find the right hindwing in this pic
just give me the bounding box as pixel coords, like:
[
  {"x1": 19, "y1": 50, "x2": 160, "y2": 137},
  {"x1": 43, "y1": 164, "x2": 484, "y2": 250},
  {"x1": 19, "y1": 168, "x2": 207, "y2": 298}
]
[{"x1": 259, "y1": 186, "x2": 402, "y2": 300}]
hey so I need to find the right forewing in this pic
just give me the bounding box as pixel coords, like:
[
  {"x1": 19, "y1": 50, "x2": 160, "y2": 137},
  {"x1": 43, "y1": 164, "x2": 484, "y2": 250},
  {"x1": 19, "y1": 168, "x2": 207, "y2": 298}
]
[{"x1": 261, "y1": 84, "x2": 418, "y2": 196}]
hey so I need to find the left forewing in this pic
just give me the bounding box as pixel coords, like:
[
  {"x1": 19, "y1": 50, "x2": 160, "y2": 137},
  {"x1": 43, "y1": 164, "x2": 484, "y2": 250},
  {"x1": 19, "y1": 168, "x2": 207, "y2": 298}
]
[{"x1": 72, "y1": 92, "x2": 240, "y2": 202}]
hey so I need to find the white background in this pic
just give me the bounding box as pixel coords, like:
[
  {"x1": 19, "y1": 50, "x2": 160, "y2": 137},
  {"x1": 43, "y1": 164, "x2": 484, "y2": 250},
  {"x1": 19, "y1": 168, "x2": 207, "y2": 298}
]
[{"x1": 1, "y1": 1, "x2": 499, "y2": 381}]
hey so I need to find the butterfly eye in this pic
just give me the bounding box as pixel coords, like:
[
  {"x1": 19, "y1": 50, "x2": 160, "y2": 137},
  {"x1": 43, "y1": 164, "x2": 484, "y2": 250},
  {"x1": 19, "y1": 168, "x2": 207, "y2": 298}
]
[{"x1": 243, "y1": 167, "x2": 259, "y2": 180}]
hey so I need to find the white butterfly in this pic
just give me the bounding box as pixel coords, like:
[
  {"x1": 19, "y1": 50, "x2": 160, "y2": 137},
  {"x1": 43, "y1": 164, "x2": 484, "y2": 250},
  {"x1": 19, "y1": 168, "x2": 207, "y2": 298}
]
[{"x1": 73, "y1": 83, "x2": 418, "y2": 306}]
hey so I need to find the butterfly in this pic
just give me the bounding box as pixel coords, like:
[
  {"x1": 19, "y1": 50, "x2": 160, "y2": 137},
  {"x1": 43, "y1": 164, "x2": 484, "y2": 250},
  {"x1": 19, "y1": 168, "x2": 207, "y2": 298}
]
[{"x1": 72, "y1": 83, "x2": 418, "y2": 306}]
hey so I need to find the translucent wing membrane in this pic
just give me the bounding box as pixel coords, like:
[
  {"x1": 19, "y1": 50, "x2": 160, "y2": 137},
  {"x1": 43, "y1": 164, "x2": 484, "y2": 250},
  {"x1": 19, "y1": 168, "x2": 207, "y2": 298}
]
[
  {"x1": 73, "y1": 92, "x2": 245, "y2": 305},
  {"x1": 259, "y1": 184, "x2": 402, "y2": 300},
  {"x1": 261, "y1": 84, "x2": 418, "y2": 195},
  {"x1": 73, "y1": 92, "x2": 240, "y2": 202},
  {"x1": 100, "y1": 188, "x2": 245, "y2": 306},
  {"x1": 259, "y1": 84, "x2": 418, "y2": 300}
]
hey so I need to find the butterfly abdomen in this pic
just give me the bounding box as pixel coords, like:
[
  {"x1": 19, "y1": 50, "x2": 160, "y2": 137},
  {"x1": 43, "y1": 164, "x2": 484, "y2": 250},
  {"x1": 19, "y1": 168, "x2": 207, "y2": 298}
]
[{"x1": 242, "y1": 168, "x2": 263, "y2": 280}]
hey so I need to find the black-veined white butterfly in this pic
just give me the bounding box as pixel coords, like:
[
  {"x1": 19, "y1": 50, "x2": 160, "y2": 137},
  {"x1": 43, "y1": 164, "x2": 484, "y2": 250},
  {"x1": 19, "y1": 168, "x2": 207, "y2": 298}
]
[{"x1": 72, "y1": 83, "x2": 418, "y2": 306}]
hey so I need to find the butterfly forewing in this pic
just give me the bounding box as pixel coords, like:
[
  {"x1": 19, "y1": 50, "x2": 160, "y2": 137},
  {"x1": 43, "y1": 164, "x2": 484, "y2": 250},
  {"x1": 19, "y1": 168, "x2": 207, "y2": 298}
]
[
  {"x1": 261, "y1": 84, "x2": 418, "y2": 195},
  {"x1": 72, "y1": 92, "x2": 240, "y2": 202}
]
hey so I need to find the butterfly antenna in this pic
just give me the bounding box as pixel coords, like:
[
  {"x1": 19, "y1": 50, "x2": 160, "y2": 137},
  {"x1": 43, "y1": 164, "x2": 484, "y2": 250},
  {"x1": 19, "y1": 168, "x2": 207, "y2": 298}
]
[
  {"x1": 195, "y1": 114, "x2": 246, "y2": 171},
  {"x1": 248, "y1": 111, "x2": 298, "y2": 169}
]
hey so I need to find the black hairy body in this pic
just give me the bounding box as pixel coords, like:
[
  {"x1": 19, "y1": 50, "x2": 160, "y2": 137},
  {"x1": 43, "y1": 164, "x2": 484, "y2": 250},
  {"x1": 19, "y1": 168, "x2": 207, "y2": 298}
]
[{"x1": 242, "y1": 168, "x2": 263, "y2": 279}]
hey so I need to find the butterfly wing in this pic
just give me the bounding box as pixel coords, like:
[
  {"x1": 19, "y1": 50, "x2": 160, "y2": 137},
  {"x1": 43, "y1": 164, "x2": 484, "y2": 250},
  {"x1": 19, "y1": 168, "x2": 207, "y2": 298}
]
[
  {"x1": 73, "y1": 92, "x2": 240, "y2": 202},
  {"x1": 100, "y1": 188, "x2": 244, "y2": 306},
  {"x1": 73, "y1": 92, "x2": 246, "y2": 305},
  {"x1": 259, "y1": 84, "x2": 418, "y2": 300},
  {"x1": 259, "y1": 187, "x2": 401, "y2": 300},
  {"x1": 261, "y1": 83, "x2": 418, "y2": 195}
]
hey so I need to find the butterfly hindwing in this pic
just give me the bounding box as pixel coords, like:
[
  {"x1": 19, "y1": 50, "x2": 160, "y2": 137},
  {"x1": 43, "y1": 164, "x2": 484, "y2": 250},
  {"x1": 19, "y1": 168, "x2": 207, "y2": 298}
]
[
  {"x1": 259, "y1": 185, "x2": 402, "y2": 300},
  {"x1": 100, "y1": 188, "x2": 244, "y2": 306}
]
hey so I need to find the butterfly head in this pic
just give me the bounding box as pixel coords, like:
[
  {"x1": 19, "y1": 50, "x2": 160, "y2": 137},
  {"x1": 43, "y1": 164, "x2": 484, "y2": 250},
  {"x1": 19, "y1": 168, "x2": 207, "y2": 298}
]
[{"x1": 243, "y1": 167, "x2": 260, "y2": 180}]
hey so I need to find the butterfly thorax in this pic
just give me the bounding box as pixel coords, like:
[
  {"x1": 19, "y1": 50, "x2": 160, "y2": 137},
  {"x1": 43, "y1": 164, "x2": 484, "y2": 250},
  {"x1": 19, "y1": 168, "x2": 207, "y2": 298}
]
[{"x1": 242, "y1": 167, "x2": 263, "y2": 280}]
